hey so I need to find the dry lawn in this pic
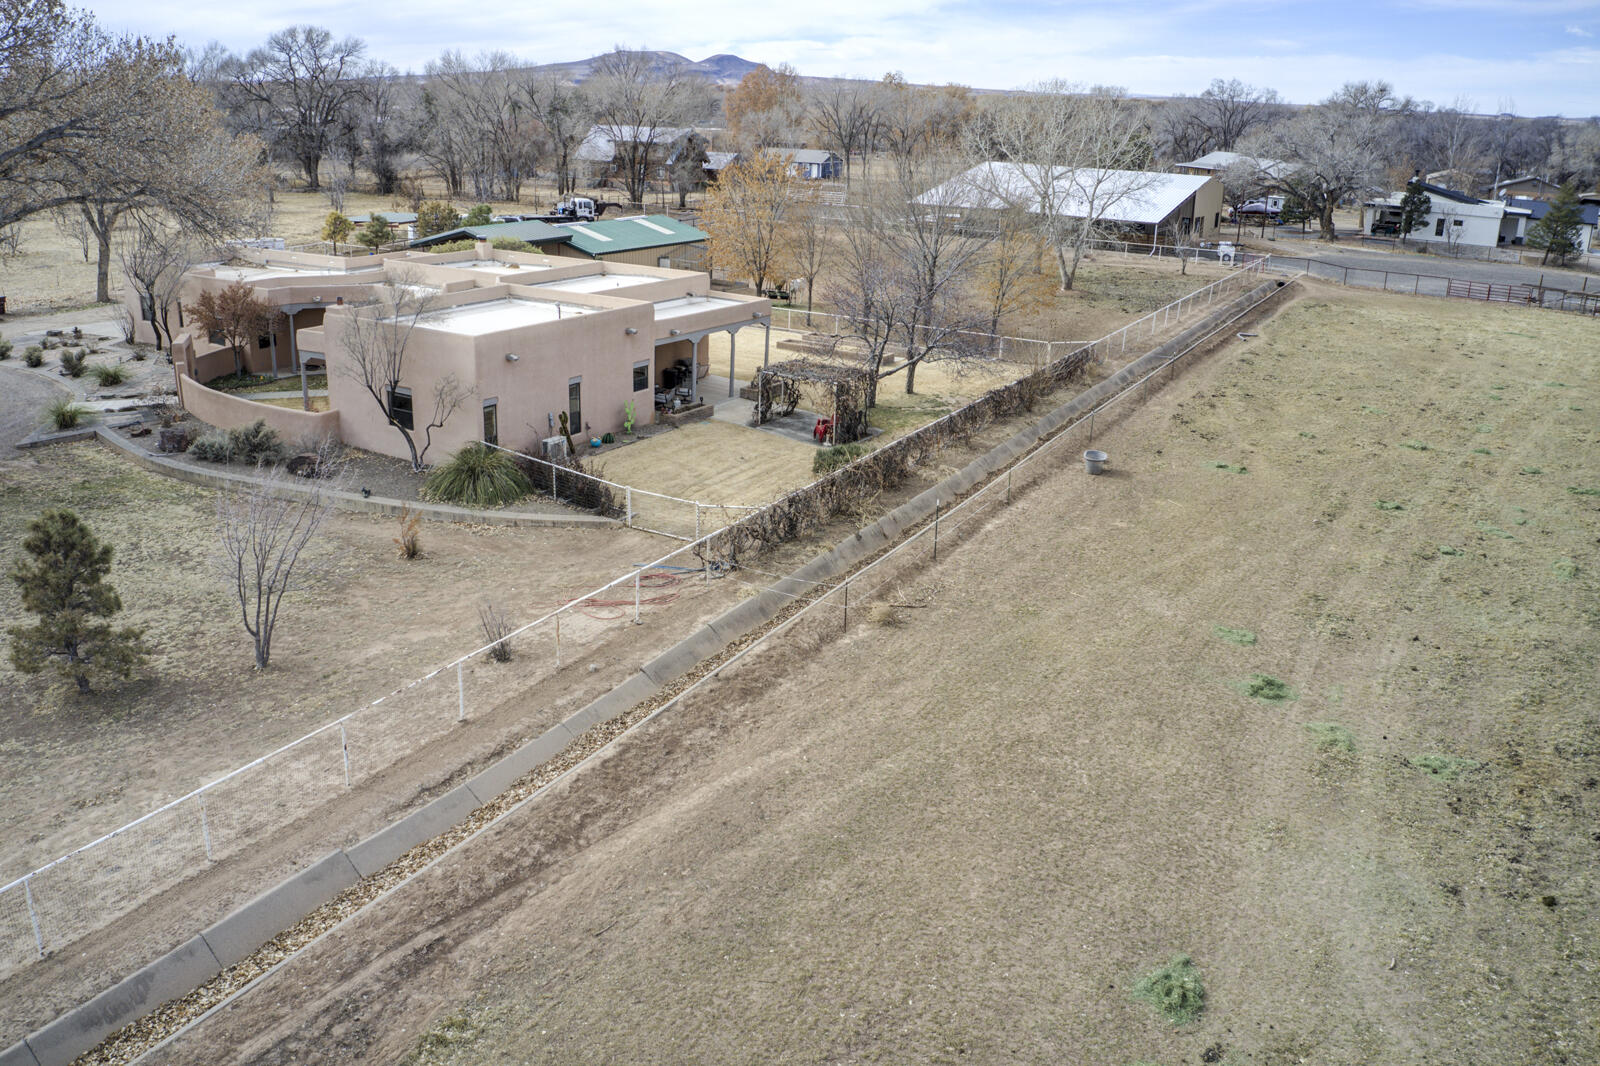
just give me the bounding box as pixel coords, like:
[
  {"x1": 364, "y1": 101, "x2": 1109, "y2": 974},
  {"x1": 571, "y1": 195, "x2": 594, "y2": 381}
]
[
  {"x1": 594, "y1": 419, "x2": 818, "y2": 508},
  {"x1": 149, "y1": 284, "x2": 1599, "y2": 1065},
  {"x1": 0, "y1": 443, "x2": 667, "y2": 881}
]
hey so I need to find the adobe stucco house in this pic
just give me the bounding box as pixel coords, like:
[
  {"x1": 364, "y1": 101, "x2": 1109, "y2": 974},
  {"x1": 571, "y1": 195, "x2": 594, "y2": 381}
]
[
  {"x1": 1361, "y1": 180, "x2": 1527, "y2": 249},
  {"x1": 133, "y1": 244, "x2": 771, "y2": 464}
]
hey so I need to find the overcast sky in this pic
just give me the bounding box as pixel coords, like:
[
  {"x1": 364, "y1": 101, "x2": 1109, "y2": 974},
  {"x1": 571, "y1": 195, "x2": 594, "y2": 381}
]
[{"x1": 85, "y1": 0, "x2": 1600, "y2": 117}]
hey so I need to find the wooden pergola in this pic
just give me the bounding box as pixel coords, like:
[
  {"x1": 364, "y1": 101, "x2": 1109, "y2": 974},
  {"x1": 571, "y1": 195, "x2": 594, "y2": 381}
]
[{"x1": 750, "y1": 358, "x2": 871, "y2": 445}]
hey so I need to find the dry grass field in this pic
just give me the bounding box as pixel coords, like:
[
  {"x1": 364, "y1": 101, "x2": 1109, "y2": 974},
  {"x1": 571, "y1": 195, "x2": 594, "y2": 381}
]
[
  {"x1": 145, "y1": 284, "x2": 1599, "y2": 1065},
  {"x1": 0, "y1": 442, "x2": 679, "y2": 886}
]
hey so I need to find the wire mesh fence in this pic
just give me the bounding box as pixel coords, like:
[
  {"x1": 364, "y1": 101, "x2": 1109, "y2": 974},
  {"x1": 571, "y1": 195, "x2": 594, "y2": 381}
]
[
  {"x1": 1259, "y1": 255, "x2": 1600, "y2": 313},
  {"x1": 0, "y1": 257, "x2": 1274, "y2": 982}
]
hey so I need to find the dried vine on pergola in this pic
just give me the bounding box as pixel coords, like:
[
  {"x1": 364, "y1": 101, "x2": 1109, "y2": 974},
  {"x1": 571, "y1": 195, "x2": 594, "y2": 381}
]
[{"x1": 751, "y1": 358, "x2": 872, "y2": 444}]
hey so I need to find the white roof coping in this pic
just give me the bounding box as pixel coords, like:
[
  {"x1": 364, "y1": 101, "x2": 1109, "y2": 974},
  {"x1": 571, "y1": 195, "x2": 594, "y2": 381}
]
[
  {"x1": 652, "y1": 295, "x2": 746, "y2": 320},
  {"x1": 532, "y1": 273, "x2": 660, "y2": 294},
  {"x1": 412, "y1": 297, "x2": 594, "y2": 335}
]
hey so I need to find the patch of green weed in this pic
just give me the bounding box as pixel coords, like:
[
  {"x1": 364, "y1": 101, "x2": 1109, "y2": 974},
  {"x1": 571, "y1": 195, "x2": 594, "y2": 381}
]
[
  {"x1": 1213, "y1": 625, "x2": 1257, "y2": 646},
  {"x1": 1400, "y1": 440, "x2": 1430, "y2": 451},
  {"x1": 1297, "y1": 431, "x2": 1316, "y2": 439},
  {"x1": 1131, "y1": 955, "x2": 1205, "y2": 1026},
  {"x1": 1552, "y1": 558, "x2": 1578, "y2": 581},
  {"x1": 1409, "y1": 754, "x2": 1480, "y2": 781},
  {"x1": 1360, "y1": 405, "x2": 1384, "y2": 415},
  {"x1": 1239, "y1": 673, "x2": 1295, "y2": 701},
  {"x1": 1209, "y1": 462, "x2": 1248, "y2": 474},
  {"x1": 1476, "y1": 522, "x2": 1515, "y2": 539},
  {"x1": 1519, "y1": 467, "x2": 1542, "y2": 475},
  {"x1": 1438, "y1": 545, "x2": 1463, "y2": 556},
  {"x1": 1543, "y1": 381, "x2": 1566, "y2": 388},
  {"x1": 1471, "y1": 448, "x2": 1491, "y2": 455},
  {"x1": 1305, "y1": 722, "x2": 1355, "y2": 753},
  {"x1": 1567, "y1": 486, "x2": 1600, "y2": 497},
  {"x1": 1476, "y1": 424, "x2": 1494, "y2": 433},
  {"x1": 1376, "y1": 500, "x2": 1405, "y2": 511}
]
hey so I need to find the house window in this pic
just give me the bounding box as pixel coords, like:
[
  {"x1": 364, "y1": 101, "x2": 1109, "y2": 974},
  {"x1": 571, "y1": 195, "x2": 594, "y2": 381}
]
[
  {"x1": 482, "y1": 399, "x2": 498, "y2": 446},
  {"x1": 208, "y1": 328, "x2": 225, "y2": 346},
  {"x1": 388, "y1": 385, "x2": 413, "y2": 430},
  {"x1": 632, "y1": 361, "x2": 649, "y2": 392},
  {"x1": 568, "y1": 377, "x2": 582, "y2": 434},
  {"x1": 1435, "y1": 218, "x2": 1446, "y2": 236},
  {"x1": 257, "y1": 334, "x2": 271, "y2": 349}
]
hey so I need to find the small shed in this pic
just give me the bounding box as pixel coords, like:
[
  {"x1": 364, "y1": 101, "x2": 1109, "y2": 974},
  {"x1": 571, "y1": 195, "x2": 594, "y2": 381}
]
[{"x1": 762, "y1": 148, "x2": 843, "y2": 181}]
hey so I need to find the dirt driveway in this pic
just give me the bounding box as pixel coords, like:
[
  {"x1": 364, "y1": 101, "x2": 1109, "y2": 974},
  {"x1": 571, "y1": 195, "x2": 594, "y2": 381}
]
[
  {"x1": 140, "y1": 285, "x2": 1600, "y2": 1065},
  {"x1": 0, "y1": 364, "x2": 70, "y2": 447}
]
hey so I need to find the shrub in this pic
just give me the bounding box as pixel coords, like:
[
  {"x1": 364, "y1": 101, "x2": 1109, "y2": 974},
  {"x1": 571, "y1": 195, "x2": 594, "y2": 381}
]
[
  {"x1": 188, "y1": 429, "x2": 233, "y2": 462},
  {"x1": 488, "y1": 237, "x2": 534, "y2": 252},
  {"x1": 1408, "y1": 754, "x2": 1480, "y2": 780},
  {"x1": 228, "y1": 420, "x2": 285, "y2": 465},
  {"x1": 394, "y1": 505, "x2": 422, "y2": 560},
  {"x1": 59, "y1": 348, "x2": 87, "y2": 377},
  {"x1": 45, "y1": 397, "x2": 89, "y2": 430},
  {"x1": 423, "y1": 442, "x2": 532, "y2": 507},
  {"x1": 188, "y1": 420, "x2": 284, "y2": 465},
  {"x1": 424, "y1": 239, "x2": 477, "y2": 253},
  {"x1": 1132, "y1": 955, "x2": 1205, "y2": 1026},
  {"x1": 479, "y1": 603, "x2": 512, "y2": 662},
  {"x1": 1242, "y1": 673, "x2": 1294, "y2": 701},
  {"x1": 23, "y1": 345, "x2": 44, "y2": 367},
  {"x1": 89, "y1": 363, "x2": 130, "y2": 387},
  {"x1": 0, "y1": 337, "x2": 12, "y2": 360},
  {"x1": 813, "y1": 441, "x2": 871, "y2": 475}
]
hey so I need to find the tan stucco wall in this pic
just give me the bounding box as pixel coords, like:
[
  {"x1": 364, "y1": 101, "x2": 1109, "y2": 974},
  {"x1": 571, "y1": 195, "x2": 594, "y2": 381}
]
[{"x1": 178, "y1": 373, "x2": 341, "y2": 443}]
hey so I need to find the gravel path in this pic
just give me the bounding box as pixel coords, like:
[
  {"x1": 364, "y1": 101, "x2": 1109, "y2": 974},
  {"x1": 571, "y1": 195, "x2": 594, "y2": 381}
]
[{"x1": 0, "y1": 363, "x2": 72, "y2": 448}]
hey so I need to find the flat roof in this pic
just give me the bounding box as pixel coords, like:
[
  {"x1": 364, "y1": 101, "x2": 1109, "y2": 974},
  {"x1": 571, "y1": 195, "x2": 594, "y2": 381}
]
[
  {"x1": 450, "y1": 259, "x2": 556, "y2": 276},
  {"x1": 532, "y1": 273, "x2": 660, "y2": 294},
  {"x1": 212, "y1": 264, "x2": 383, "y2": 282},
  {"x1": 652, "y1": 295, "x2": 747, "y2": 320},
  {"x1": 413, "y1": 298, "x2": 595, "y2": 336}
]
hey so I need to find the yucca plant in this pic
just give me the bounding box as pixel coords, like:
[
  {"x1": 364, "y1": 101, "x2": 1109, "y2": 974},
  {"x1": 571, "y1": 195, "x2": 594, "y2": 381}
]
[
  {"x1": 46, "y1": 397, "x2": 89, "y2": 430},
  {"x1": 422, "y1": 443, "x2": 532, "y2": 507},
  {"x1": 89, "y1": 363, "x2": 130, "y2": 387},
  {"x1": 59, "y1": 348, "x2": 88, "y2": 377}
]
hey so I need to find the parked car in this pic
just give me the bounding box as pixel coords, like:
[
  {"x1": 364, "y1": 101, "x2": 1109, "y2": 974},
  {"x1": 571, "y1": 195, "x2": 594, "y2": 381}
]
[
  {"x1": 1234, "y1": 196, "x2": 1285, "y2": 217},
  {"x1": 1370, "y1": 220, "x2": 1400, "y2": 236}
]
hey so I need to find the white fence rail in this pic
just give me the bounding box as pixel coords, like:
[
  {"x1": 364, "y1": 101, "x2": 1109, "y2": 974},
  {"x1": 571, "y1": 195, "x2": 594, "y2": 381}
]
[{"x1": 0, "y1": 255, "x2": 1269, "y2": 981}]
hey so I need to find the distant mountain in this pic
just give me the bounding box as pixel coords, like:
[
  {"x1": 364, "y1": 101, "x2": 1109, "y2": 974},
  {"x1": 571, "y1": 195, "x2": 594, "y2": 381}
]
[{"x1": 529, "y1": 50, "x2": 763, "y2": 86}]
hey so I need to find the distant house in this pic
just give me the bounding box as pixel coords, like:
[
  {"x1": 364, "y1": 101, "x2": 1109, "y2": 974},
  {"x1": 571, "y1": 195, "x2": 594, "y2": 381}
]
[
  {"x1": 917, "y1": 162, "x2": 1226, "y2": 240},
  {"x1": 1361, "y1": 180, "x2": 1525, "y2": 248},
  {"x1": 577, "y1": 124, "x2": 695, "y2": 190},
  {"x1": 550, "y1": 214, "x2": 709, "y2": 268},
  {"x1": 1492, "y1": 175, "x2": 1562, "y2": 202},
  {"x1": 703, "y1": 151, "x2": 742, "y2": 182},
  {"x1": 1504, "y1": 196, "x2": 1599, "y2": 255},
  {"x1": 761, "y1": 147, "x2": 842, "y2": 180},
  {"x1": 1173, "y1": 150, "x2": 1294, "y2": 186}
]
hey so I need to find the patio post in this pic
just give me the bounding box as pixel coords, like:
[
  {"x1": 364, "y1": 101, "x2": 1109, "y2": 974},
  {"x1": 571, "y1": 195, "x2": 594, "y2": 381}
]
[{"x1": 728, "y1": 329, "x2": 737, "y2": 398}]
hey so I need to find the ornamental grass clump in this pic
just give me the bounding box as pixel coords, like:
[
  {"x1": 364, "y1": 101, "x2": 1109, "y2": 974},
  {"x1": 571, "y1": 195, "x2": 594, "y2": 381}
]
[
  {"x1": 1131, "y1": 954, "x2": 1205, "y2": 1026},
  {"x1": 423, "y1": 442, "x2": 532, "y2": 507}
]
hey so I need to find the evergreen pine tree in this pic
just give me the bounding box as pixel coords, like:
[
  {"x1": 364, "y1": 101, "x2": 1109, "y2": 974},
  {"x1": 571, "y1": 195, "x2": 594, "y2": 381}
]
[
  {"x1": 1397, "y1": 182, "x2": 1432, "y2": 242},
  {"x1": 1527, "y1": 183, "x2": 1586, "y2": 265},
  {"x1": 8, "y1": 509, "x2": 150, "y2": 694}
]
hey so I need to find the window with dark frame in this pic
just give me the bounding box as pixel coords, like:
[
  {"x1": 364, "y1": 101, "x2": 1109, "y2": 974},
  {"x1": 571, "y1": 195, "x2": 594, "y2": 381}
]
[
  {"x1": 568, "y1": 378, "x2": 582, "y2": 433},
  {"x1": 257, "y1": 334, "x2": 271, "y2": 349},
  {"x1": 632, "y1": 361, "x2": 649, "y2": 391},
  {"x1": 482, "y1": 400, "x2": 498, "y2": 445},
  {"x1": 388, "y1": 385, "x2": 414, "y2": 430}
]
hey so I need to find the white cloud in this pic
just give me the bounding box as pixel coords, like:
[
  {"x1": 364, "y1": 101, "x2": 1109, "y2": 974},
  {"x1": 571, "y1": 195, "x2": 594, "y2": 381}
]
[{"x1": 1567, "y1": 24, "x2": 1595, "y2": 36}]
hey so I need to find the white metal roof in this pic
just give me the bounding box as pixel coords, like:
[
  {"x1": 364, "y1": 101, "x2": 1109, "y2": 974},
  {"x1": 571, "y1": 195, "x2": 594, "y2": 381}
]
[
  {"x1": 1179, "y1": 150, "x2": 1293, "y2": 179},
  {"x1": 917, "y1": 162, "x2": 1216, "y2": 227}
]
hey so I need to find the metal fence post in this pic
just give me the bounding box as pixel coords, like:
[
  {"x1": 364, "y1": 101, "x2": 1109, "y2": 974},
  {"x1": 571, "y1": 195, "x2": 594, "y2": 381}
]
[
  {"x1": 339, "y1": 723, "x2": 351, "y2": 787},
  {"x1": 198, "y1": 793, "x2": 213, "y2": 861},
  {"x1": 24, "y1": 876, "x2": 43, "y2": 958},
  {"x1": 457, "y1": 661, "x2": 465, "y2": 722},
  {"x1": 842, "y1": 580, "x2": 849, "y2": 632},
  {"x1": 555, "y1": 612, "x2": 562, "y2": 666},
  {"x1": 933, "y1": 501, "x2": 940, "y2": 561},
  {"x1": 634, "y1": 571, "x2": 642, "y2": 625},
  {"x1": 695, "y1": 503, "x2": 701, "y2": 540},
  {"x1": 625, "y1": 486, "x2": 633, "y2": 526},
  {"x1": 1007, "y1": 468, "x2": 1013, "y2": 504}
]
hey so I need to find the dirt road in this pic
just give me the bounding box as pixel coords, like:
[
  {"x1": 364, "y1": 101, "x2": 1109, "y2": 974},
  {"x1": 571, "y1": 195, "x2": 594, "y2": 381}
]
[{"x1": 141, "y1": 284, "x2": 1600, "y2": 1065}]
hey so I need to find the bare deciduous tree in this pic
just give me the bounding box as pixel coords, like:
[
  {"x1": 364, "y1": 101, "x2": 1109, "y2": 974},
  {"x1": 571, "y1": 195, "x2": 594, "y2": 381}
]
[
  {"x1": 334, "y1": 274, "x2": 470, "y2": 471},
  {"x1": 807, "y1": 79, "x2": 880, "y2": 185},
  {"x1": 521, "y1": 73, "x2": 593, "y2": 197},
  {"x1": 976, "y1": 82, "x2": 1158, "y2": 290},
  {"x1": 588, "y1": 47, "x2": 711, "y2": 206},
  {"x1": 423, "y1": 51, "x2": 534, "y2": 202},
  {"x1": 1258, "y1": 80, "x2": 1410, "y2": 241},
  {"x1": 1192, "y1": 78, "x2": 1282, "y2": 151},
  {"x1": 216, "y1": 453, "x2": 335, "y2": 669},
  {"x1": 225, "y1": 25, "x2": 369, "y2": 189},
  {"x1": 120, "y1": 226, "x2": 198, "y2": 353},
  {"x1": 787, "y1": 184, "x2": 833, "y2": 325}
]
